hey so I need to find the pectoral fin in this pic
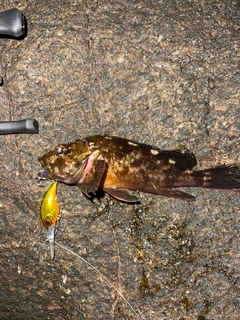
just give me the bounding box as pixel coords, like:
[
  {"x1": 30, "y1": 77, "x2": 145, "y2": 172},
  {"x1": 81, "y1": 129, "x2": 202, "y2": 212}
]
[
  {"x1": 104, "y1": 187, "x2": 139, "y2": 203},
  {"x1": 78, "y1": 158, "x2": 107, "y2": 195}
]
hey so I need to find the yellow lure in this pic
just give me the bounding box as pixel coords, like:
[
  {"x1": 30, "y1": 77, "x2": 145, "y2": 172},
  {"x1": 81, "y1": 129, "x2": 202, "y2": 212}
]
[
  {"x1": 40, "y1": 182, "x2": 59, "y2": 259},
  {"x1": 40, "y1": 182, "x2": 59, "y2": 228}
]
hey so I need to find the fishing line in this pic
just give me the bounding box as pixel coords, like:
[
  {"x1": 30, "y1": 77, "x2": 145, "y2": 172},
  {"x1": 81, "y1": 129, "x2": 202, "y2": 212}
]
[{"x1": 55, "y1": 241, "x2": 142, "y2": 320}]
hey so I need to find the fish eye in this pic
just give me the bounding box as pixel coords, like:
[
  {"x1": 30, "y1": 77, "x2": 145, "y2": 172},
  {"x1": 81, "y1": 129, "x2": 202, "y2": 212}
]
[{"x1": 56, "y1": 146, "x2": 66, "y2": 155}]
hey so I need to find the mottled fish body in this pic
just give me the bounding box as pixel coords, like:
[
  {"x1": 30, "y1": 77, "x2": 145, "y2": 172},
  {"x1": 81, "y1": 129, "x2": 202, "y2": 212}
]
[{"x1": 38, "y1": 135, "x2": 240, "y2": 202}]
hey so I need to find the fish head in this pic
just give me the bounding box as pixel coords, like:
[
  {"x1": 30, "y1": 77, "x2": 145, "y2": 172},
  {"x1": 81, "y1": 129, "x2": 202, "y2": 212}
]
[{"x1": 38, "y1": 139, "x2": 96, "y2": 184}]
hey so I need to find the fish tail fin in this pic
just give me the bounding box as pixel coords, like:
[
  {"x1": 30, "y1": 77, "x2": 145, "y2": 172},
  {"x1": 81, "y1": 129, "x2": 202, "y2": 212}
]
[{"x1": 192, "y1": 164, "x2": 240, "y2": 190}]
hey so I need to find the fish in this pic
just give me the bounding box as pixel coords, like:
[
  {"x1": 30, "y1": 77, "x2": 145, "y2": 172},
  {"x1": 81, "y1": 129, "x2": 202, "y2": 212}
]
[
  {"x1": 38, "y1": 135, "x2": 240, "y2": 203},
  {"x1": 40, "y1": 182, "x2": 59, "y2": 259}
]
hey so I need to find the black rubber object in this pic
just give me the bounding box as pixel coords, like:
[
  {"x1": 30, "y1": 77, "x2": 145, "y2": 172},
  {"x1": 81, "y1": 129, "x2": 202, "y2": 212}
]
[
  {"x1": 0, "y1": 8, "x2": 25, "y2": 37},
  {"x1": 0, "y1": 118, "x2": 39, "y2": 134}
]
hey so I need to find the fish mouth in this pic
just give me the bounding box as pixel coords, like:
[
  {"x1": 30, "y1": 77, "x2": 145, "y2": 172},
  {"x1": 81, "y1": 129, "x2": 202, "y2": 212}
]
[{"x1": 38, "y1": 169, "x2": 50, "y2": 179}]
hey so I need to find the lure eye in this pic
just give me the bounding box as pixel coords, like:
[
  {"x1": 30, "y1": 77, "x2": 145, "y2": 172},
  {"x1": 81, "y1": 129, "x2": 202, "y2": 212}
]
[{"x1": 44, "y1": 218, "x2": 53, "y2": 227}]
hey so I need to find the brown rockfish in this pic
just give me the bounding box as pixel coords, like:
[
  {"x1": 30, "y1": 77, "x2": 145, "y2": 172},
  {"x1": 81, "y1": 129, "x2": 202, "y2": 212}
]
[{"x1": 38, "y1": 135, "x2": 240, "y2": 202}]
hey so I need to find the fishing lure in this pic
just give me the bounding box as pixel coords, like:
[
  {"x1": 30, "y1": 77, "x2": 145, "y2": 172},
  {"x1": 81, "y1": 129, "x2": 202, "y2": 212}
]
[
  {"x1": 38, "y1": 135, "x2": 240, "y2": 202},
  {"x1": 40, "y1": 182, "x2": 59, "y2": 259}
]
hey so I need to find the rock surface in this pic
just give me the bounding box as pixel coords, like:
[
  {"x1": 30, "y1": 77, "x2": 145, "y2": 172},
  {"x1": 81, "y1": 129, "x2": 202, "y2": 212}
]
[{"x1": 0, "y1": 1, "x2": 239, "y2": 319}]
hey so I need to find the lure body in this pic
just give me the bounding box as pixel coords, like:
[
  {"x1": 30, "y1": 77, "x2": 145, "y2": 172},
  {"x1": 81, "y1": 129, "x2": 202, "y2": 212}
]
[
  {"x1": 38, "y1": 135, "x2": 240, "y2": 202},
  {"x1": 40, "y1": 182, "x2": 59, "y2": 258}
]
